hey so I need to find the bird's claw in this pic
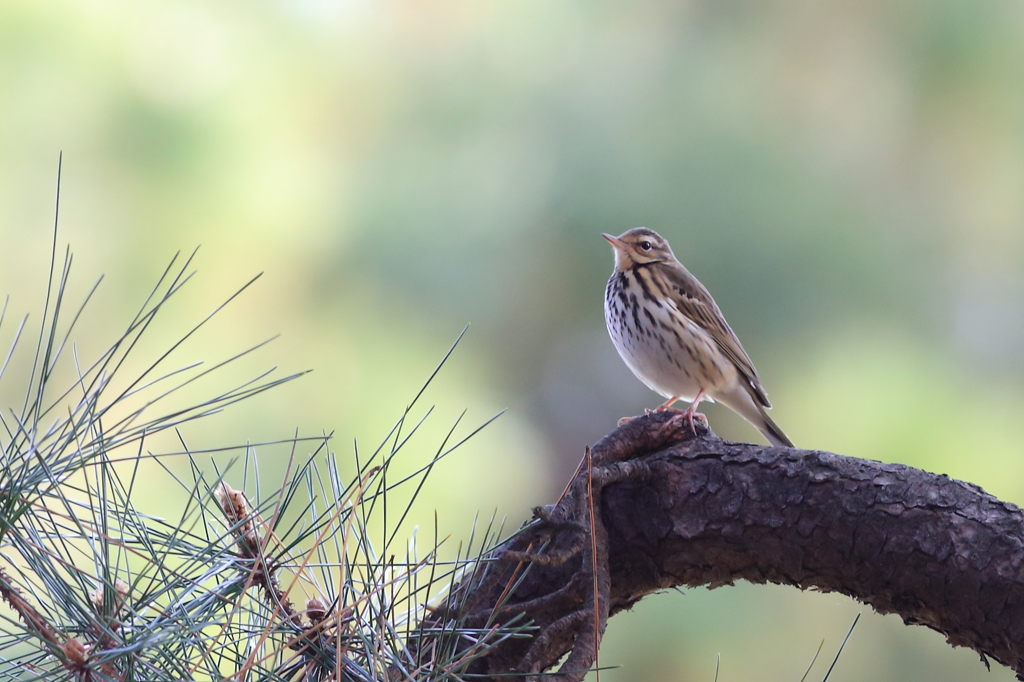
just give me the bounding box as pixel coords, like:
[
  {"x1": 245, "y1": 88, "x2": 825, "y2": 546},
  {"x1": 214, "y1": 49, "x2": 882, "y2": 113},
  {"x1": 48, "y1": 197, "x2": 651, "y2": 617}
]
[{"x1": 668, "y1": 409, "x2": 708, "y2": 436}]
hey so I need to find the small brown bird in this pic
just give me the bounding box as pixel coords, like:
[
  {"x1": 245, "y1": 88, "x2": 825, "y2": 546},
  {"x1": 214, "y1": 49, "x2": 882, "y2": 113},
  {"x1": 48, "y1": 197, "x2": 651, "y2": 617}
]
[{"x1": 603, "y1": 228, "x2": 794, "y2": 447}]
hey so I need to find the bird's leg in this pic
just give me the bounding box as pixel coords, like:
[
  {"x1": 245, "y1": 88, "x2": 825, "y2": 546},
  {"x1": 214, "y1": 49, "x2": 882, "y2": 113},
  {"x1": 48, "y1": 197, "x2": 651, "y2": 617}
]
[
  {"x1": 673, "y1": 389, "x2": 707, "y2": 435},
  {"x1": 620, "y1": 393, "x2": 703, "y2": 428},
  {"x1": 621, "y1": 397, "x2": 676, "y2": 424},
  {"x1": 644, "y1": 395, "x2": 681, "y2": 415}
]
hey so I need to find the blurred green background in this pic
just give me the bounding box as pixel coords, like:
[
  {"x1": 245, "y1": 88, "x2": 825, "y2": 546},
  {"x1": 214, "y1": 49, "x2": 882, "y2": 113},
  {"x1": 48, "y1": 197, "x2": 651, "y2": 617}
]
[{"x1": 2, "y1": 0, "x2": 1024, "y2": 679}]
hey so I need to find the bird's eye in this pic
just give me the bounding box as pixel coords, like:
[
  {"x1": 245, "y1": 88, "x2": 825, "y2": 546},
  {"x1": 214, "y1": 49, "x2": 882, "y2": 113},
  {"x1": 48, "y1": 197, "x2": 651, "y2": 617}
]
[{"x1": 640, "y1": 241, "x2": 652, "y2": 251}]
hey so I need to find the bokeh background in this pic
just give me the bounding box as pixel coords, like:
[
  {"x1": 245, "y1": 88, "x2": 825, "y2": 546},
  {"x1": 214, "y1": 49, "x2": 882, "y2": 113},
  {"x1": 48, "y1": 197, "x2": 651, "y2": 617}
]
[{"x1": 3, "y1": 1, "x2": 1024, "y2": 679}]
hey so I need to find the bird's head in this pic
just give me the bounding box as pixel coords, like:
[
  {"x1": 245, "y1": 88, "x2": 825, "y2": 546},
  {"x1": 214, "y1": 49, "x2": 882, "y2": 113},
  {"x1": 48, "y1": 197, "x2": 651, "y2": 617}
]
[{"x1": 602, "y1": 228, "x2": 675, "y2": 271}]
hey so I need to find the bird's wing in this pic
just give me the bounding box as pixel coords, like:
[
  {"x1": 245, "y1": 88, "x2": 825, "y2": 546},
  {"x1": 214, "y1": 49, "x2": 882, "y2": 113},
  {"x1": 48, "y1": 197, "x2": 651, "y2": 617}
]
[{"x1": 656, "y1": 263, "x2": 772, "y2": 408}]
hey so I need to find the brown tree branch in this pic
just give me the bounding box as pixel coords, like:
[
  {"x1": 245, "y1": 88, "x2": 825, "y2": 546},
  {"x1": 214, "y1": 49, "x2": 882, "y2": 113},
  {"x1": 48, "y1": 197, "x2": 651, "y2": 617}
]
[{"x1": 430, "y1": 411, "x2": 1024, "y2": 680}]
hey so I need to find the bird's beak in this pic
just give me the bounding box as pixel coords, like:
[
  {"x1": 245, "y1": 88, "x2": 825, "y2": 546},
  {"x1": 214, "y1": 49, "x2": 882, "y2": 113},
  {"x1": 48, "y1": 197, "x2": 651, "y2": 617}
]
[{"x1": 602, "y1": 233, "x2": 626, "y2": 251}]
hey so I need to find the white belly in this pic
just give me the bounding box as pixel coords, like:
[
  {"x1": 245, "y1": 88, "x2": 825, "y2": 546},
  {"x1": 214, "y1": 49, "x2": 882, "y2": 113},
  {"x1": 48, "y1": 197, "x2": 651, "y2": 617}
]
[{"x1": 604, "y1": 282, "x2": 736, "y2": 402}]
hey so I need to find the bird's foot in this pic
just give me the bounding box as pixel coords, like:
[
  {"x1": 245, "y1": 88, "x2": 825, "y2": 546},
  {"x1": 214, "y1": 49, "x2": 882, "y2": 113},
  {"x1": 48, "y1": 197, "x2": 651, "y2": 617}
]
[
  {"x1": 621, "y1": 395, "x2": 691, "y2": 427},
  {"x1": 643, "y1": 406, "x2": 685, "y2": 416},
  {"x1": 647, "y1": 395, "x2": 683, "y2": 414},
  {"x1": 617, "y1": 407, "x2": 704, "y2": 430},
  {"x1": 668, "y1": 403, "x2": 708, "y2": 437},
  {"x1": 620, "y1": 411, "x2": 675, "y2": 425}
]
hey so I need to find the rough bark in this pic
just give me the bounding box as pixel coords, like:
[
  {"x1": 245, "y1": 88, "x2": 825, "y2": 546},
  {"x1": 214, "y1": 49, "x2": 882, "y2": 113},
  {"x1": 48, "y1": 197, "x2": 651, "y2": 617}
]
[{"x1": 429, "y1": 411, "x2": 1024, "y2": 681}]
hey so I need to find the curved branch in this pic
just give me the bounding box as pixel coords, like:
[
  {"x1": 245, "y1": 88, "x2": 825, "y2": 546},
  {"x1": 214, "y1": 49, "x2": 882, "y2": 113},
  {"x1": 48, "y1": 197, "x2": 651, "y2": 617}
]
[{"x1": 434, "y1": 412, "x2": 1024, "y2": 680}]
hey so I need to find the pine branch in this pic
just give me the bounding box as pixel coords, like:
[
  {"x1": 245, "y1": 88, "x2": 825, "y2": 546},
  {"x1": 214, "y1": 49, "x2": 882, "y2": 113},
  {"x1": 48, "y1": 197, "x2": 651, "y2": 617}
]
[{"x1": 434, "y1": 411, "x2": 1024, "y2": 680}]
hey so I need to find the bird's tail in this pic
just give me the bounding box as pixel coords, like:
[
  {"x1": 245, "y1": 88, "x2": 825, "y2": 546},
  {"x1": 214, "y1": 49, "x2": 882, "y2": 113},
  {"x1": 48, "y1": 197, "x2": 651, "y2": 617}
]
[
  {"x1": 754, "y1": 405, "x2": 794, "y2": 448},
  {"x1": 715, "y1": 388, "x2": 795, "y2": 448}
]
